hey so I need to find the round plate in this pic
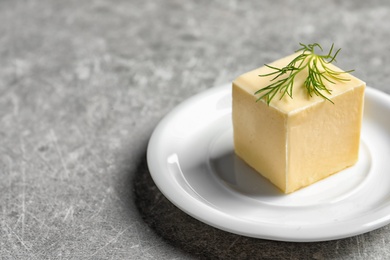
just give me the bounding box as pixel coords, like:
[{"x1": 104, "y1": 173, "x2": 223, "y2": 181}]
[{"x1": 147, "y1": 84, "x2": 390, "y2": 242}]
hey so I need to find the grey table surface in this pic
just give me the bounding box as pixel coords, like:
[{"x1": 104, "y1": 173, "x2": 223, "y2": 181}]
[{"x1": 1, "y1": 0, "x2": 390, "y2": 259}]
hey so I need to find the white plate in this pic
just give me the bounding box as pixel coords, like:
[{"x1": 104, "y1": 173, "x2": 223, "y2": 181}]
[{"x1": 147, "y1": 84, "x2": 390, "y2": 242}]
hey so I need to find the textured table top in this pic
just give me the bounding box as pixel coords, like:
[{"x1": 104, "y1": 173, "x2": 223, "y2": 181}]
[{"x1": 1, "y1": 0, "x2": 390, "y2": 259}]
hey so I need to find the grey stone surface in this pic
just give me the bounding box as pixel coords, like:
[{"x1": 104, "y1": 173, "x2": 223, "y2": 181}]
[{"x1": 0, "y1": 0, "x2": 390, "y2": 259}]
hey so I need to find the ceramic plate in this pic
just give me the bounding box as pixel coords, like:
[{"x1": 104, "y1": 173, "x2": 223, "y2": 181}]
[{"x1": 147, "y1": 84, "x2": 390, "y2": 242}]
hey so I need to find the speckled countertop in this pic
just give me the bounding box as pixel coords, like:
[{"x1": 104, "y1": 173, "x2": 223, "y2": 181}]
[{"x1": 1, "y1": 0, "x2": 390, "y2": 259}]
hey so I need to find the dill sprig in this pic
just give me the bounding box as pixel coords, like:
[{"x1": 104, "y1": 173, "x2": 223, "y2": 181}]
[{"x1": 255, "y1": 43, "x2": 354, "y2": 105}]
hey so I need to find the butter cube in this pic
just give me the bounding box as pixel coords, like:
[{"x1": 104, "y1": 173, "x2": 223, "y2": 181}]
[{"x1": 232, "y1": 53, "x2": 365, "y2": 193}]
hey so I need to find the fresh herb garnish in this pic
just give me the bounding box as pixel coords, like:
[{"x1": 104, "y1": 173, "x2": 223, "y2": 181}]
[{"x1": 255, "y1": 43, "x2": 354, "y2": 105}]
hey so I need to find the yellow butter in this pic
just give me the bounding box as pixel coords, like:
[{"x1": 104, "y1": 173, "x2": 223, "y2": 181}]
[{"x1": 232, "y1": 53, "x2": 365, "y2": 193}]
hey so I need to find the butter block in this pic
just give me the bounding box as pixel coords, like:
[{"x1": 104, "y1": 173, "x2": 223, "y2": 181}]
[{"x1": 232, "y1": 53, "x2": 365, "y2": 193}]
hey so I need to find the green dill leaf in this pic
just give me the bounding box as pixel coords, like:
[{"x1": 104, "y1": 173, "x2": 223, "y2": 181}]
[{"x1": 256, "y1": 43, "x2": 353, "y2": 105}]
